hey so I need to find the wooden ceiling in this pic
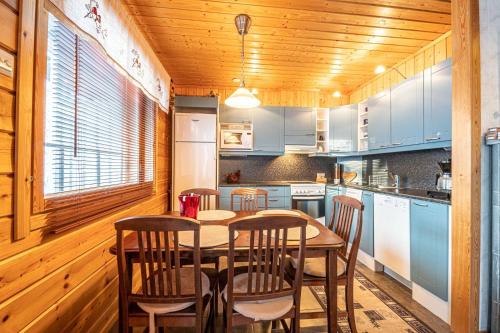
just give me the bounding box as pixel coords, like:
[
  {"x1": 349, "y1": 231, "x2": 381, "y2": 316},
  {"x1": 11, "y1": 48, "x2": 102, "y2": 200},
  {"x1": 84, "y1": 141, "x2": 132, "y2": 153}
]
[{"x1": 124, "y1": 0, "x2": 451, "y2": 93}]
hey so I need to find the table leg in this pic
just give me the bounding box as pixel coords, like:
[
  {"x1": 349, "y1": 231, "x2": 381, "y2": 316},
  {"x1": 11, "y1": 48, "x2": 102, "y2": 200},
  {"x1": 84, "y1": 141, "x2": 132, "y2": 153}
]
[{"x1": 326, "y1": 249, "x2": 338, "y2": 333}]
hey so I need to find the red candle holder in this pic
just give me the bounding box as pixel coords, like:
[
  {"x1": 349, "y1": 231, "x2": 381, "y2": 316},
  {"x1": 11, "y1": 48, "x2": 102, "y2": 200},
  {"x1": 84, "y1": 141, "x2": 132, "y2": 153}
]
[{"x1": 178, "y1": 194, "x2": 200, "y2": 219}]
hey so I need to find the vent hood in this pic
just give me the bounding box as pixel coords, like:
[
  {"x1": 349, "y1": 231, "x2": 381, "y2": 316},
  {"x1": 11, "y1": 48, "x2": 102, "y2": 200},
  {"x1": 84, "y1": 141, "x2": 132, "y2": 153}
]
[{"x1": 285, "y1": 144, "x2": 318, "y2": 154}]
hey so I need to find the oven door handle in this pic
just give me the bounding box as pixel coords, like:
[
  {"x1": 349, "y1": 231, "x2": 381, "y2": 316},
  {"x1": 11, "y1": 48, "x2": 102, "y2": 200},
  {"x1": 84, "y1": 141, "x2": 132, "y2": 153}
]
[{"x1": 292, "y1": 196, "x2": 325, "y2": 200}]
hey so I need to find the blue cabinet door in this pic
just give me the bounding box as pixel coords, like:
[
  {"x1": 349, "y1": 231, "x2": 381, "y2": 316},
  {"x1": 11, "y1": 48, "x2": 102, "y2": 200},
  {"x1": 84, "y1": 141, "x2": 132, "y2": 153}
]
[
  {"x1": 390, "y1": 74, "x2": 424, "y2": 146},
  {"x1": 423, "y1": 59, "x2": 452, "y2": 143},
  {"x1": 410, "y1": 199, "x2": 449, "y2": 301},
  {"x1": 329, "y1": 104, "x2": 358, "y2": 152},
  {"x1": 325, "y1": 186, "x2": 340, "y2": 227},
  {"x1": 219, "y1": 105, "x2": 253, "y2": 123},
  {"x1": 360, "y1": 191, "x2": 374, "y2": 256},
  {"x1": 253, "y1": 106, "x2": 285, "y2": 153},
  {"x1": 367, "y1": 90, "x2": 391, "y2": 150},
  {"x1": 284, "y1": 107, "x2": 316, "y2": 145}
]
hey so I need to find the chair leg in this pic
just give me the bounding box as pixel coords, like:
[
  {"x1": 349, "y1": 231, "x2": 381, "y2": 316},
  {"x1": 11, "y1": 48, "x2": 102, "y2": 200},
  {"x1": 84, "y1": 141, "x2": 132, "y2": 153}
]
[
  {"x1": 345, "y1": 282, "x2": 357, "y2": 333},
  {"x1": 214, "y1": 259, "x2": 219, "y2": 316}
]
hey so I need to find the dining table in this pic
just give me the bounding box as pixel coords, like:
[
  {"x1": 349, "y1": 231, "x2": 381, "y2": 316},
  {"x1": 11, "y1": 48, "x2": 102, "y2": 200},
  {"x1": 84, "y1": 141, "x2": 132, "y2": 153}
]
[{"x1": 109, "y1": 210, "x2": 345, "y2": 333}]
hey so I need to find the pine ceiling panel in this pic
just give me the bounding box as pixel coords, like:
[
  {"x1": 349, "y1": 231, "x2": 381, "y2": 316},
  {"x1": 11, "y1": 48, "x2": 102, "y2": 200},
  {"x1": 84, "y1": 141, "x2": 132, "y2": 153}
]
[{"x1": 124, "y1": 0, "x2": 451, "y2": 92}]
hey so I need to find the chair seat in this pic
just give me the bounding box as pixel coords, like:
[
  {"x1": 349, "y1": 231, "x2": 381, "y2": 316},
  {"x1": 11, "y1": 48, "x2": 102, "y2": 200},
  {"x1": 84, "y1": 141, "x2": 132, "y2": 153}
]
[
  {"x1": 289, "y1": 255, "x2": 346, "y2": 278},
  {"x1": 221, "y1": 272, "x2": 294, "y2": 321},
  {"x1": 137, "y1": 267, "x2": 214, "y2": 331}
]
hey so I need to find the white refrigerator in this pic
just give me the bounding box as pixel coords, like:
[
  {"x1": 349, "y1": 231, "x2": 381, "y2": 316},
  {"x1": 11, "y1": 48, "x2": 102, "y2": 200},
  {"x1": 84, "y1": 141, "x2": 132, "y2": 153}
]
[{"x1": 173, "y1": 113, "x2": 217, "y2": 211}]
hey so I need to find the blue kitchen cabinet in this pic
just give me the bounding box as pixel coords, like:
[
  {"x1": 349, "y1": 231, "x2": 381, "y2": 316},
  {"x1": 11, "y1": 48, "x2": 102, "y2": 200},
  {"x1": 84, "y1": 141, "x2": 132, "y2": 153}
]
[
  {"x1": 423, "y1": 59, "x2": 452, "y2": 143},
  {"x1": 219, "y1": 185, "x2": 291, "y2": 210},
  {"x1": 360, "y1": 191, "x2": 374, "y2": 256},
  {"x1": 410, "y1": 199, "x2": 449, "y2": 301},
  {"x1": 367, "y1": 90, "x2": 391, "y2": 150},
  {"x1": 390, "y1": 74, "x2": 424, "y2": 147},
  {"x1": 284, "y1": 107, "x2": 316, "y2": 146},
  {"x1": 219, "y1": 105, "x2": 253, "y2": 123},
  {"x1": 325, "y1": 186, "x2": 341, "y2": 226},
  {"x1": 345, "y1": 191, "x2": 374, "y2": 256},
  {"x1": 252, "y1": 106, "x2": 285, "y2": 153},
  {"x1": 329, "y1": 104, "x2": 358, "y2": 152}
]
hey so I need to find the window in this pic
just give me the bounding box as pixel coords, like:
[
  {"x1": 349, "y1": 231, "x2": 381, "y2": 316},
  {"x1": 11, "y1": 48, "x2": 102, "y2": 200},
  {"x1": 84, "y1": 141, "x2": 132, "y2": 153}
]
[
  {"x1": 33, "y1": 13, "x2": 156, "y2": 230},
  {"x1": 43, "y1": 14, "x2": 155, "y2": 197}
]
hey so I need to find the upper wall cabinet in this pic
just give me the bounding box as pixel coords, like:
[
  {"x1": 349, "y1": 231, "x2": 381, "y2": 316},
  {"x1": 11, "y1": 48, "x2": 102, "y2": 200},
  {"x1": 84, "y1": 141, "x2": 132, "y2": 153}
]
[
  {"x1": 253, "y1": 106, "x2": 285, "y2": 153},
  {"x1": 329, "y1": 104, "x2": 358, "y2": 152},
  {"x1": 390, "y1": 74, "x2": 424, "y2": 147},
  {"x1": 423, "y1": 59, "x2": 452, "y2": 143},
  {"x1": 219, "y1": 105, "x2": 285, "y2": 154},
  {"x1": 219, "y1": 105, "x2": 252, "y2": 123},
  {"x1": 284, "y1": 107, "x2": 316, "y2": 146},
  {"x1": 367, "y1": 90, "x2": 391, "y2": 150}
]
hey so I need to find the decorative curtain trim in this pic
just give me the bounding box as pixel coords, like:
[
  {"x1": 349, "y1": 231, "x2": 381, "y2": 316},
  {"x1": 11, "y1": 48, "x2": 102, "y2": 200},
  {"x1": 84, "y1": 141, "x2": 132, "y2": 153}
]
[{"x1": 46, "y1": 0, "x2": 171, "y2": 112}]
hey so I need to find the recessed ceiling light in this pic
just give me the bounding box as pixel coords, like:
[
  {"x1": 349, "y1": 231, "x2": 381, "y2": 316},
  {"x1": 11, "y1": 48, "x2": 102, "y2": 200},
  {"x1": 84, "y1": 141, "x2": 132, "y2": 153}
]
[
  {"x1": 232, "y1": 77, "x2": 241, "y2": 83},
  {"x1": 375, "y1": 65, "x2": 386, "y2": 74},
  {"x1": 333, "y1": 91, "x2": 342, "y2": 98}
]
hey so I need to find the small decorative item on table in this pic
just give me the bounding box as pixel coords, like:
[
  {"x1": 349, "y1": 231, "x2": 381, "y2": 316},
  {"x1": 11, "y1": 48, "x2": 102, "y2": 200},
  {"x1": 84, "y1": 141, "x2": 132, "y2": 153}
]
[{"x1": 178, "y1": 194, "x2": 200, "y2": 219}]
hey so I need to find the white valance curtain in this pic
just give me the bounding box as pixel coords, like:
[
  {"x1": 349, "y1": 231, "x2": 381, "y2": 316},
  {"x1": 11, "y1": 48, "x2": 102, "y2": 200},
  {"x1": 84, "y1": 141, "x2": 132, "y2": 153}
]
[{"x1": 47, "y1": 0, "x2": 171, "y2": 111}]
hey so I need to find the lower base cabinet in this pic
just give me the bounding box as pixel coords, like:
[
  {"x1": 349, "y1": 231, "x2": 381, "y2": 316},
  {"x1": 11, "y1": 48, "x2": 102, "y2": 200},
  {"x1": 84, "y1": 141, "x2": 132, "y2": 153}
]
[
  {"x1": 410, "y1": 199, "x2": 449, "y2": 301},
  {"x1": 219, "y1": 186, "x2": 291, "y2": 210},
  {"x1": 360, "y1": 191, "x2": 374, "y2": 256}
]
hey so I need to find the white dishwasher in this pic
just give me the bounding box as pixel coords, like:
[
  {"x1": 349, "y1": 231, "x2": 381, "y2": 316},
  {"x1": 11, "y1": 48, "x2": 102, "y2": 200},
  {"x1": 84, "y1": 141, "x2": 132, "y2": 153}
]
[{"x1": 374, "y1": 193, "x2": 411, "y2": 280}]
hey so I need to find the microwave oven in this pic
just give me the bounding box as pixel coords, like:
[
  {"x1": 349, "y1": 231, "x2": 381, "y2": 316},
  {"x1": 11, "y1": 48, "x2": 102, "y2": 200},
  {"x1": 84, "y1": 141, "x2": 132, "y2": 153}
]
[{"x1": 220, "y1": 123, "x2": 253, "y2": 150}]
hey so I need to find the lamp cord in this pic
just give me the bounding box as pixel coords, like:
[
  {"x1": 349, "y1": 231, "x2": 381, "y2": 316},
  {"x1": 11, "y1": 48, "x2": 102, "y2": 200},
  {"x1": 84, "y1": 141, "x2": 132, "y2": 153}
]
[{"x1": 240, "y1": 33, "x2": 245, "y2": 87}]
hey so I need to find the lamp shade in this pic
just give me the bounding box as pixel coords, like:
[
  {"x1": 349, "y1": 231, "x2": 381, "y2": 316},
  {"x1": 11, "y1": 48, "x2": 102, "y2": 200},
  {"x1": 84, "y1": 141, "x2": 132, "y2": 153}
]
[{"x1": 224, "y1": 87, "x2": 261, "y2": 108}]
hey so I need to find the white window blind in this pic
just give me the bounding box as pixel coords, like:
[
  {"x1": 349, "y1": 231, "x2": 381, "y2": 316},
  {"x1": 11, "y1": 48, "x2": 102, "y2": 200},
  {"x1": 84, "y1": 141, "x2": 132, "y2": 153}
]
[{"x1": 44, "y1": 14, "x2": 155, "y2": 196}]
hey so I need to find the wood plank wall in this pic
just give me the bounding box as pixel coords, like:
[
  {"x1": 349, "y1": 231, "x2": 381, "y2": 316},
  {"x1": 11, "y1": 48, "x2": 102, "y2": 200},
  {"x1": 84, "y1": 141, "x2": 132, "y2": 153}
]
[
  {"x1": 0, "y1": 0, "x2": 172, "y2": 331},
  {"x1": 175, "y1": 31, "x2": 451, "y2": 107},
  {"x1": 174, "y1": 86, "x2": 351, "y2": 108},
  {"x1": 350, "y1": 31, "x2": 452, "y2": 103}
]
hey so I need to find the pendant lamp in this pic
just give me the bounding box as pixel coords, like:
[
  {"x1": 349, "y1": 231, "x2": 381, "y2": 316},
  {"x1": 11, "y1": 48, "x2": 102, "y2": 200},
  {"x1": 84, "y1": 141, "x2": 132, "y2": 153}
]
[{"x1": 224, "y1": 14, "x2": 261, "y2": 109}]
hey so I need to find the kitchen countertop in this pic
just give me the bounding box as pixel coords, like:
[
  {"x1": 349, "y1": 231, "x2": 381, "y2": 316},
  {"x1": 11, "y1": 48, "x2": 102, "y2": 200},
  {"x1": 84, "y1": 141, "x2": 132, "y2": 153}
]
[
  {"x1": 219, "y1": 180, "x2": 314, "y2": 187},
  {"x1": 218, "y1": 180, "x2": 451, "y2": 204},
  {"x1": 328, "y1": 183, "x2": 451, "y2": 205}
]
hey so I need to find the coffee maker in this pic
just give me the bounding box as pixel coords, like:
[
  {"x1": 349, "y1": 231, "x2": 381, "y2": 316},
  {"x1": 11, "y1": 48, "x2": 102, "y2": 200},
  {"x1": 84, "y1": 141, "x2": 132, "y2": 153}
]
[{"x1": 436, "y1": 159, "x2": 452, "y2": 191}]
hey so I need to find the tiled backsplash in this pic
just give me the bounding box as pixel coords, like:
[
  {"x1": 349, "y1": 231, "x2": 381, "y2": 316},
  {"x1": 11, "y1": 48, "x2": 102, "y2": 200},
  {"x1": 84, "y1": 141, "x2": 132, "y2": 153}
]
[
  {"x1": 362, "y1": 149, "x2": 451, "y2": 190},
  {"x1": 219, "y1": 154, "x2": 335, "y2": 182}
]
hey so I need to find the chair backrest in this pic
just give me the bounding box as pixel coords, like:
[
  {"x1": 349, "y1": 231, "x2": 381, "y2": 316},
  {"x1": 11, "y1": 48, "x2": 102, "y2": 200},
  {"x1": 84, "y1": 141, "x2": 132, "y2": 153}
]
[
  {"x1": 327, "y1": 195, "x2": 364, "y2": 272},
  {"x1": 181, "y1": 188, "x2": 220, "y2": 210},
  {"x1": 115, "y1": 215, "x2": 202, "y2": 307},
  {"x1": 226, "y1": 215, "x2": 307, "y2": 305},
  {"x1": 230, "y1": 188, "x2": 268, "y2": 211}
]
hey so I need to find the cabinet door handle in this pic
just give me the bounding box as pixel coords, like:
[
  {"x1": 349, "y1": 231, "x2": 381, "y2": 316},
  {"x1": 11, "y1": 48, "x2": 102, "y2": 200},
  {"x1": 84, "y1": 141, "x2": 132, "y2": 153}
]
[
  {"x1": 392, "y1": 142, "x2": 402, "y2": 146},
  {"x1": 425, "y1": 137, "x2": 440, "y2": 141},
  {"x1": 413, "y1": 202, "x2": 428, "y2": 207},
  {"x1": 379, "y1": 145, "x2": 389, "y2": 148},
  {"x1": 269, "y1": 199, "x2": 279, "y2": 202},
  {"x1": 191, "y1": 119, "x2": 200, "y2": 122}
]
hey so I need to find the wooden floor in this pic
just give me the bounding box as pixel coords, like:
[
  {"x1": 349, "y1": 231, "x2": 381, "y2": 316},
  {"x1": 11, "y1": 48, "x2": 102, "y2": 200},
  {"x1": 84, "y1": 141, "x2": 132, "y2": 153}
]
[{"x1": 110, "y1": 262, "x2": 451, "y2": 333}]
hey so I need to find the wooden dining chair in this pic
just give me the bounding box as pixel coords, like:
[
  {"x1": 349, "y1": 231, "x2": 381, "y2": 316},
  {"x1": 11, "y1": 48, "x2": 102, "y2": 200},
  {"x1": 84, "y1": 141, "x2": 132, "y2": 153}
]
[
  {"x1": 181, "y1": 188, "x2": 220, "y2": 211},
  {"x1": 230, "y1": 188, "x2": 268, "y2": 211},
  {"x1": 115, "y1": 216, "x2": 217, "y2": 333},
  {"x1": 219, "y1": 215, "x2": 308, "y2": 333},
  {"x1": 286, "y1": 195, "x2": 364, "y2": 333}
]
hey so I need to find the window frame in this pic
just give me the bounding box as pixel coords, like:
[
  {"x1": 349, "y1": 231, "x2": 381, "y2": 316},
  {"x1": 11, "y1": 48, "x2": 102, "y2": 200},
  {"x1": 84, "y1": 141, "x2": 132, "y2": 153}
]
[{"x1": 32, "y1": 2, "x2": 157, "y2": 230}]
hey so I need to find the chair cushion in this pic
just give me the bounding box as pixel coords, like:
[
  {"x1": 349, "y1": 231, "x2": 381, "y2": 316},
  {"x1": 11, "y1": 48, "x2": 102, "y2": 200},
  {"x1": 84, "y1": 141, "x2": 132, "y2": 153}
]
[
  {"x1": 222, "y1": 273, "x2": 294, "y2": 321},
  {"x1": 137, "y1": 267, "x2": 211, "y2": 315},
  {"x1": 290, "y1": 256, "x2": 346, "y2": 278}
]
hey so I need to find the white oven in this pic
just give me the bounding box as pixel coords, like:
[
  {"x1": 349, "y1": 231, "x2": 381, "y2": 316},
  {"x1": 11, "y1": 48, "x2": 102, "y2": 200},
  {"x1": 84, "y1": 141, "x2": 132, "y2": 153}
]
[
  {"x1": 290, "y1": 183, "x2": 326, "y2": 222},
  {"x1": 220, "y1": 123, "x2": 253, "y2": 150}
]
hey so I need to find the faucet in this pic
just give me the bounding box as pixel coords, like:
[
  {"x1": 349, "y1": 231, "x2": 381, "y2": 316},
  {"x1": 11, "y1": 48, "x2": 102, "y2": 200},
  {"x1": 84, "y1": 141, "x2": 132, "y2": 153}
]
[{"x1": 389, "y1": 172, "x2": 400, "y2": 188}]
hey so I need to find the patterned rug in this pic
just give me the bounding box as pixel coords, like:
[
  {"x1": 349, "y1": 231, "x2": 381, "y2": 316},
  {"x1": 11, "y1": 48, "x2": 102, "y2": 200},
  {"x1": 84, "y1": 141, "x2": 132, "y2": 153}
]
[{"x1": 309, "y1": 271, "x2": 435, "y2": 333}]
